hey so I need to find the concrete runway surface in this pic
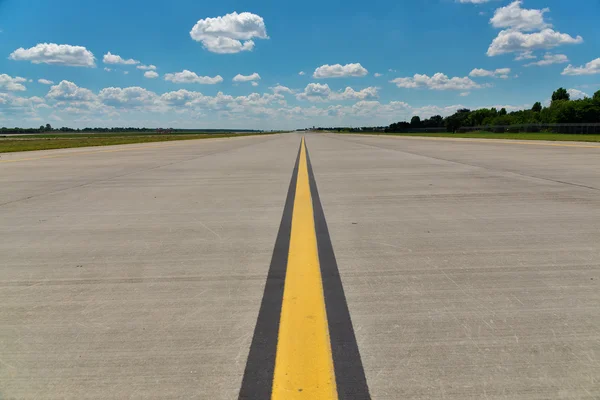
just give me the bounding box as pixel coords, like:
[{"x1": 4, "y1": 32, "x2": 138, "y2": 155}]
[{"x1": 1, "y1": 133, "x2": 599, "y2": 399}]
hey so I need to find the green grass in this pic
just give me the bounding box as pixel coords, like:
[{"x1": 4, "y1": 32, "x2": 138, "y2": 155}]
[
  {"x1": 0, "y1": 133, "x2": 272, "y2": 153},
  {"x1": 341, "y1": 131, "x2": 600, "y2": 142}
]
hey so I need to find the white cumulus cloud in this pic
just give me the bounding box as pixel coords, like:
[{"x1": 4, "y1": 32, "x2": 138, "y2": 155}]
[
  {"x1": 525, "y1": 53, "x2": 569, "y2": 67},
  {"x1": 562, "y1": 58, "x2": 600, "y2": 76},
  {"x1": 190, "y1": 12, "x2": 268, "y2": 54},
  {"x1": 469, "y1": 68, "x2": 511, "y2": 78},
  {"x1": 46, "y1": 80, "x2": 96, "y2": 102},
  {"x1": 98, "y1": 87, "x2": 160, "y2": 109},
  {"x1": 233, "y1": 72, "x2": 261, "y2": 82},
  {"x1": 487, "y1": 29, "x2": 583, "y2": 56},
  {"x1": 490, "y1": 1, "x2": 550, "y2": 32},
  {"x1": 38, "y1": 79, "x2": 54, "y2": 85},
  {"x1": 313, "y1": 63, "x2": 368, "y2": 78},
  {"x1": 567, "y1": 88, "x2": 589, "y2": 100},
  {"x1": 296, "y1": 83, "x2": 378, "y2": 102},
  {"x1": 144, "y1": 71, "x2": 159, "y2": 79},
  {"x1": 9, "y1": 43, "x2": 96, "y2": 67},
  {"x1": 137, "y1": 64, "x2": 157, "y2": 71},
  {"x1": 270, "y1": 85, "x2": 295, "y2": 95},
  {"x1": 164, "y1": 70, "x2": 224, "y2": 84},
  {"x1": 0, "y1": 74, "x2": 27, "y2": 91},
  {"x1": 458, "y1": 0, "x2": 492, "y2": 3},
  {"x1": 103, "y1": 52, "x2": 140, "y2": 65},
  {"x1": 298, "y1": 71, "x2": 305, "y2": 76},
  {"x1": 391, "y1": 73, "x2": 483, "y2": 90},
  {"x1": 514, "y1": 51, "x2": 536, "y2": 60}
]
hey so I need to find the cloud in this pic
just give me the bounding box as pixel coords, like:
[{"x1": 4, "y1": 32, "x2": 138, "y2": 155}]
[
  {"x1": 190, "y1": 12, "x2": 268, "y2": 54},
  {"x1": 514, "y1": 51, "x2": 536, "y2": 60},
  {"x1": 104, "y1": 67, "x2": 112, "y2": 72},
  {"x1": 296, "y1": 83, "x2": 378, "y2": 102},
  {"x1": 9, "y1": 43, "x2": 96, "y2": 67},
  {"x1": 469, "y1": 68, "x2": 511, "y2": 78},
  {"x1": 562, "y1": 58, "x2": 600, "y2": 76},
  {"x1": 391, "y1": 73, "x2": 483, "y2": 90},
  {"x1": 233, "y1": 72, "x2": 261, "y2": 82},
  {"x1": 251, "y1": 82, "x2": 259, "y2": 87},
  {"x1": 490, "y1": 1, "x2": 550, "y2": 32},
  {"x1": 270, "y1": 85, "x2": 294, "y2": 95},
  {"x1": 123, "y1": 71, "x2": 129, "y2": 75},
  {"x1": 0, "y1": 74, "x2": 27, "y2": 91},
  {"x1": 137, "y1": 64, "x2": 157, "y2": 71},
  {"x1": 144, "y1": 71, "x2": 159, "y2": 79},
  {"x1": 374, "y1": 73, "x2": 383, "y2": 77},
  {"x1": 298, "y1": 71, "x2": 305, "y2": 76},
  {"x1": 38, "y1": 79, "x2": 54, "y2": 85},
  {"x1": 334, "y1": 86, "x2": 379, "y2": 101},
  {"x1": 46, "y1": 80, "x2": 97, "y2": 102},
  {"x1": 0, "y1": 93, "x2": 47, "y2": 116},
  {"x1": 98, "y1": 87, "x2": 160, "y2": 109},
  {"x1": 458, "y1": 0, "x2": 492, "y2": 3},
  {"x1": 460, "y1": 92, "x2": 471, "y2": 96},
  {"x1": 164, "y1": 70, "x2": 224, "y2": 84},
  {"x1": 103, "y1": 52, "x2": 140, "y2": 65},
  {"x1": 313, "y1": 63, "x2": 368, "y2": 78},
  {"x1": 297, "y1": 83, "x2": 331, "y2": 100},
  {"x1": 567, "y1": 88, "x2": 589, "y2": 100},
  {"x1": 524, "y1": 53, "x2": 568, "y2": 67},
  {"x1": 487, "y1": 29, "x2": 583, "y2": 56}
]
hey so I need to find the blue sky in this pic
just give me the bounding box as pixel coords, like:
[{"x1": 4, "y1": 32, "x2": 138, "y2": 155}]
[{"x1": 0, "y1": 0, "x2": 598, "y2": 129}]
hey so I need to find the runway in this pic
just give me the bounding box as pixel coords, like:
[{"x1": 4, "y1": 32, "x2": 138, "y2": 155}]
[{"x1": 1, "y1": 133, "x2": 599, "y2": 399}]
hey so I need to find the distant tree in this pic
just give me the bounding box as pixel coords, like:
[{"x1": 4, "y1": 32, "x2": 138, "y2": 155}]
[
  {"x1": 39, "y1": 125, "x2": 45, "y2": 131},
  {"x1": 45, "y1": 123, "x2": 52, "y2": 131},
  {"x1": 532, "y1": 102, "x2": 542, "y2": 112},
  {"x1": 594, "y1": 90, "x2": 600, "y2": 103},
  {"x1": 429, "y1": 115, "x2": 444, "y2": 127},
  {"x1": 410, "y1": 116, "x2": 421, "y2": 128},
  {"x1": 552, "y1": 88, "x2": 570, "y2": 102},
  {"x1": 445, "y1": 109, "x2": 471, "y2": 132},
  {"x1": 499, "y1": 108, "x2": 507, "y2": 116}
]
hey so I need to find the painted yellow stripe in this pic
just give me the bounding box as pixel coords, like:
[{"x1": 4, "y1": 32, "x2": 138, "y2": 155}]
[
  {"x1": 272, "y1": 137, "x2": 338, "y2": 400},
  {"x1": 350, "y1": 133, "x2": 600, "y2": 149}
]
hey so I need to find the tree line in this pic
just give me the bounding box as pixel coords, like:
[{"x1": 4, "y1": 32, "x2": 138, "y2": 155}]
[{"x1": 316, "y1": 88, "x2": 600, "y2": 133}]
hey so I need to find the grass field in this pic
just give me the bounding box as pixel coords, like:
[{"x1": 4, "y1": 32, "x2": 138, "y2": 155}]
[
  {"x1": 0, "y1": 132, "x2": 271, "y2": 153},
  {"x1": 343, "y1": 131, "x2": 600, "y2": 142}
]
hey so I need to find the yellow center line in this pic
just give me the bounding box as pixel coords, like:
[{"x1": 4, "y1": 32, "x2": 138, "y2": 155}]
[
  {"x1": 349, "y1": 133, "x2": 600, "y2": 149},
  {"x1": 272, "y1": 137, "x2": 338, "y2": 400}
]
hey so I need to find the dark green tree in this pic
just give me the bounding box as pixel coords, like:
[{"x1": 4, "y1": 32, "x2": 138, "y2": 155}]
[
  {"x1": 45, "y1": 123, "x2": 52, "y2": 131},
  {"x1": 594, "y1": 90, "x2": 600, "y2": 103},
  {"x1": 410, "y1": 116, "x2": 421, "y2": 128},
  {"x1": 552, "y1": 88, "x2": 570, "y2": 102},
  {"x1": 445, "y1": 109, "x2": 471, "y2": 132},
  {"x1": 532, "y1": 102, "x2": 542, "y2": 112},
  {"x1": 499, "y1": 108, "x2": 507, "y2": 116}
]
